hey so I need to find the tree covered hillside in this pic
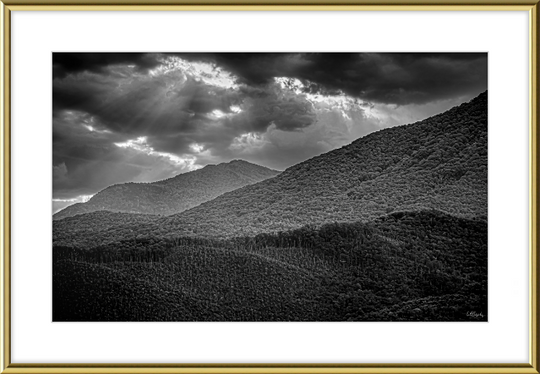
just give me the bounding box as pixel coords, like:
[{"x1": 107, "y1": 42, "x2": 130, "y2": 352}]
[
  {"x1": 54, "y1": 210, "x2": 486, "y2": 321},
  {"x1": 53, "y1": 160, "x2": 279, "y2": 220},
  {"x1": 163, "y1": 92, "x2": 486, "y2": 238},
  {"x1": 53, "y1": 92, "x2": 487, "y2": 247}
]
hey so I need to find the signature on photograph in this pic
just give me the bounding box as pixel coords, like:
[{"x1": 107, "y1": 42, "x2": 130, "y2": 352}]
[{"x1": 466, "y1": 311, "x2": 485, "y2": 319}]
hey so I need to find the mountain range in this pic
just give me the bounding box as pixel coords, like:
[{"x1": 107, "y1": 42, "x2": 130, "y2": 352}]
[
  {"x1": 53, "y1": 159, "x2": 279, "y2": 220},
  {"x1": 54, "y1": 91, "x2": 487, "y2": 247},
  {"x1": 53, "y1": 91, "x2": 488, "y2": 321}
]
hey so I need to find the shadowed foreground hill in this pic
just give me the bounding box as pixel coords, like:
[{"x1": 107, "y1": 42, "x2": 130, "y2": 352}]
[
  {"x1": 54, "y1": 91, "x2": 487, "y2": 247},
  {"x1": 53, "y1": 160, "x2": 280, "y2": 220},
  {"x1": 53, "y1": 210, "x2": 487, "y2": 321}
]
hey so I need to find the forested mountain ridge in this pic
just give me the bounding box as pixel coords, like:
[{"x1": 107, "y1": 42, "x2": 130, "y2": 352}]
[
  {"x1": 53, "y1": 160, "x2": 280, "y2": 220},
  {"x1": 53, "y1": 91, "x2": 487, "y2": 247},
  {"x1": 159, "y1": 91, "x2": 487, "y2": 237}
]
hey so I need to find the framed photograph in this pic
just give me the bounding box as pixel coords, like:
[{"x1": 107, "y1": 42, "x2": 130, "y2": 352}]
[{"x1": 1, "y1": 1, "x2": 538, "y2": 373}]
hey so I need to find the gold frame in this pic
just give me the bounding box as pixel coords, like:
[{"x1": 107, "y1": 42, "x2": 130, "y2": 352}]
[{"x1": 0, "y1": 2, "x2": 538, "y2": 373}]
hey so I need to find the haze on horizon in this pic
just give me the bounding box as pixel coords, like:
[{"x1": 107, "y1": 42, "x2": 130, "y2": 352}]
[{"x1": 53, "y1": 52, "x2": 487, "y2": 213}]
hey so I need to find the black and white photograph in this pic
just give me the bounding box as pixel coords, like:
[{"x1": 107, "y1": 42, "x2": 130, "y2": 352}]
[{"x1": 52, "y1": 52, "x2": 488, "y2": 322}]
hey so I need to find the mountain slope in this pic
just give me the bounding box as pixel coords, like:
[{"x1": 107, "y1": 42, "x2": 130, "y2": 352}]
[
  {"x1": 53, "y1": 91, "x2": 487, "y2": 246},
  {"x1": 53, "y1": 160, "x2": 280, "y2": 220},
  {"x1": 159, "y1": 91, "x2": 487, "y2": 238}
]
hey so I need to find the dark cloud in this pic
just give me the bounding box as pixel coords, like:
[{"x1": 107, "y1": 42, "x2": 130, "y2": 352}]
[
  {"x1": 180, "y1": 53, "x2": 487, "y2": 105},
  {"x1": 55, "y1": 70, "x2": 234, "y2": 139},
  {"x1": 53, "y1": 60, "x2": 318, "y2": 159},
  {"x1": 55, "y1": 53, "x2": 487, "y2": 106},
  {"x1": 223, "y1": 83, "x2": 316, "y2": 133},
  {"x1": 53, "y1": 53, "x2": 163, "y2": 79}
]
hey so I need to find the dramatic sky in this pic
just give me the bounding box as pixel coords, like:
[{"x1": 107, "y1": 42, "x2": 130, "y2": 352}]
[{"x1": 53, "y1": 53, "x2": 487, "y2": 213}]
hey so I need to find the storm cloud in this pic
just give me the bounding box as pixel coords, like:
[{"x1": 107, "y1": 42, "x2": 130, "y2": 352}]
[
  {"x1": 53, "y1": 53, "x2": 487, "y2": 207},
  {"x1": 176, "y1": 53, "x2": 487, "y2": 105}
]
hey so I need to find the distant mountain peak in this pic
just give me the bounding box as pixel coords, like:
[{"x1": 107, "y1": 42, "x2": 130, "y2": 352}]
[
  {"x1": 53, "y1": 159, "x2": 280, "y2": 220},
  {"x1": 200, "y1": 159, "x2": 265, "y2": 169},
  {"x1": 223, "y1": 159, "x2": 265, "y2": 167}
]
